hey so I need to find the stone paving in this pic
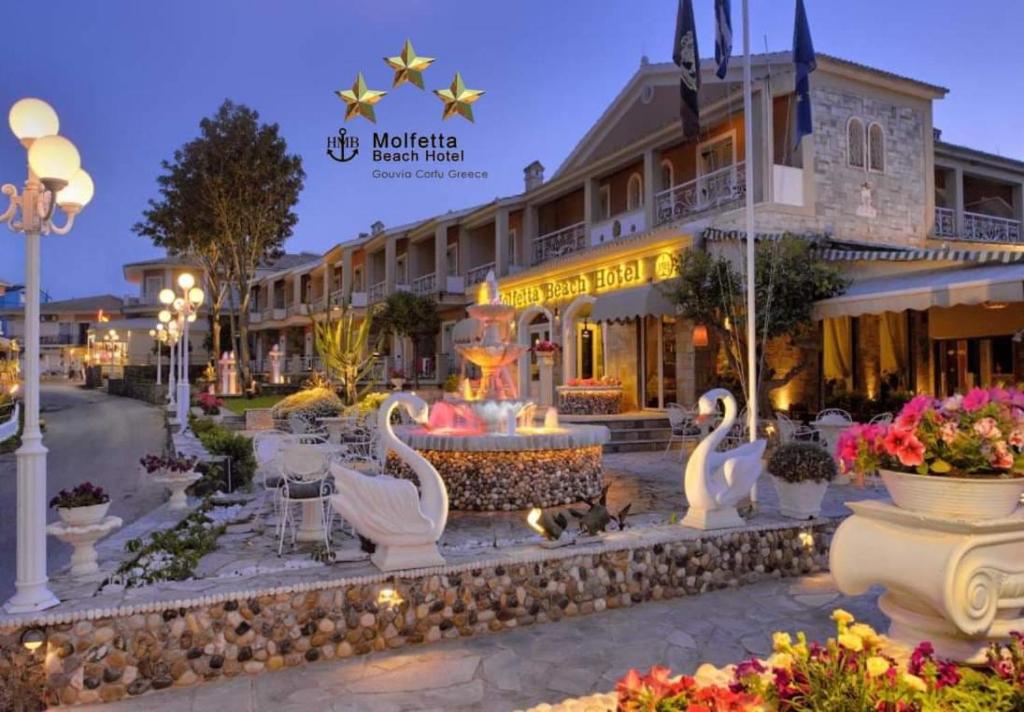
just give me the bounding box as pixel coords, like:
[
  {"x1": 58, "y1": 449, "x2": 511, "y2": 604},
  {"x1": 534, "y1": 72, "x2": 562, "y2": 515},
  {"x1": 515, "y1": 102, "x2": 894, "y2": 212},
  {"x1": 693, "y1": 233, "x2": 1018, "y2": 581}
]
[{"x1": 68, "y1": 572, "x2": 884, "y2": 711}]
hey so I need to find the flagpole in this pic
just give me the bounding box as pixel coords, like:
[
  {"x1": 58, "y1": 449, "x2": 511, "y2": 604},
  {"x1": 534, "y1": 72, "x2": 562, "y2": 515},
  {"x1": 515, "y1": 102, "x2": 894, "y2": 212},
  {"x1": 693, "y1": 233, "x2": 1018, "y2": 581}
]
[{"x1": 741, "y1": 0, "x2": 758, "y2": 503}]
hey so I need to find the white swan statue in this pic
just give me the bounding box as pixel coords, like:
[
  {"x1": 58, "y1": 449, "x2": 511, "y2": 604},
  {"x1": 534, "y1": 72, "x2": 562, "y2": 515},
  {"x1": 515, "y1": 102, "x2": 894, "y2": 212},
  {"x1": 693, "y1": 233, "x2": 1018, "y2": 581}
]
[
  {"x1": 681, "y1": 388, "x2": 766, "y2": 530},
  {"x1": 329, "y1": 393, "x2": 448, "y2": 571},
  {"x1": 0, "y1": 401, "x2": 19, "y2": 442}
]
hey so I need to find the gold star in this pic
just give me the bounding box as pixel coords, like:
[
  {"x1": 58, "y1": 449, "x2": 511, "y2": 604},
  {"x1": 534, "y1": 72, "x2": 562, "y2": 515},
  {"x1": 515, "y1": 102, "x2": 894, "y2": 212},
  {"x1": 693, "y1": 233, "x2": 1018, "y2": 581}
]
[
  {"x1": 336, "y1": 72, "x2": 387, "y2": 123},
  {"x1": 384, "y1": 39, "x2": 435, "y2": 90},
  {"x1": 433, "y1": 72, "x2": 484, "y2": 122}
]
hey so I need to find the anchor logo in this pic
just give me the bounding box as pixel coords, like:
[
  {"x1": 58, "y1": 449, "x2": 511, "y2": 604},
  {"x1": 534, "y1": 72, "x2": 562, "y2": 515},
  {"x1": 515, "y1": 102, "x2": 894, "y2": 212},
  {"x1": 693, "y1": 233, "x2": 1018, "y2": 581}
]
[{"x1": 326, "y1": 128, "x2": 359, "y2": 163}]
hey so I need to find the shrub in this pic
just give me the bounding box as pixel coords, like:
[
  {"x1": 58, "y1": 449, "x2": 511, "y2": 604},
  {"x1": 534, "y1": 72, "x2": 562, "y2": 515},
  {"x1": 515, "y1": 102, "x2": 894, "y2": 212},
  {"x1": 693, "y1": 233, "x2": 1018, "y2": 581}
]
[
  {"x1": 767, "y1": 442, "x2": 836, "y2": 484},
  {"x1": 192, "y1": 420, "x2": 256, "y2": 493},
  {"x1": 271, "y1": 386, "x2": 343, "y2": 421}
]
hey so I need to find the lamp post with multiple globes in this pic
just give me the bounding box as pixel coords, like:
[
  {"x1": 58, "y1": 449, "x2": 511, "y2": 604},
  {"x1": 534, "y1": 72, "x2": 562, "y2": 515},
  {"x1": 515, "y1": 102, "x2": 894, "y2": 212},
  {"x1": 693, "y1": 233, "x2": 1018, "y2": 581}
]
[
  {"x1": 148, "y1": 324, "x2": 167, "y2": 386},
  {"x1": 158, "y1": 310, "x2": 179, "y2": 410},
  {"x1": 159, "y1": 274, "x2": 204, "y2": 427},
  {"x1": 1, "y1": 98, "x2": 94, "y2": 613}
]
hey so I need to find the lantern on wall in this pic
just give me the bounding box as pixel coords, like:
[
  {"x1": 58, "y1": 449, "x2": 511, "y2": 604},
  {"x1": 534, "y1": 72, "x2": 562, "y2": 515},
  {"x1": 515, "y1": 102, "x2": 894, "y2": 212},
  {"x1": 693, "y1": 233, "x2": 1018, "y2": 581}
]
[{"x1": 692, "y1": 324, "x2": 709, "y2": 348}]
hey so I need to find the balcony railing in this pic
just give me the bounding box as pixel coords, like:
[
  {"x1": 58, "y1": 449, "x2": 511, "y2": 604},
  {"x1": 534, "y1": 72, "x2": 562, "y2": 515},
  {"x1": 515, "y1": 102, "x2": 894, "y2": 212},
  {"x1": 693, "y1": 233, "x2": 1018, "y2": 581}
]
[
  {"x1": 934, "y1": 207, "x2": 956, "y2": 237},
  {"x1": 466, "y1": 262, "x2": 495, "y2": 286},
  {"x1": 962, "y1": 211, "x2": 1022, "y2": 244},
  {"x1": 411, "y1": 272, "x2": 437, "y2": 295},
  {"x1": 589, "y1": 207, "x2": 646, "y2": 246},
  {"x1": 40, "y1": 335, "x2": 76, "y2": 345},
  {"x1": 368, "y1": 282, "x2": 387, "y2": 302},
  {"x1": 654, "y1": 161, "x2": 746, "y2": 227},
  {"x1": 286, "y1": 303, "x2": 309, "y2": 318},
  {"x1": 532, "y1": 221, "x2": 587, "y2": 265}
]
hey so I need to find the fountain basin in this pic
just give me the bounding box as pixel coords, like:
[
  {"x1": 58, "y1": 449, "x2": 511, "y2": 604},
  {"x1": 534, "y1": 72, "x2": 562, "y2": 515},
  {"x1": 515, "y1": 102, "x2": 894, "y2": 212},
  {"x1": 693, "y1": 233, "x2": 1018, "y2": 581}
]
[{"x1": 389, "y1": 424, "x2": 610, "y2": 511}]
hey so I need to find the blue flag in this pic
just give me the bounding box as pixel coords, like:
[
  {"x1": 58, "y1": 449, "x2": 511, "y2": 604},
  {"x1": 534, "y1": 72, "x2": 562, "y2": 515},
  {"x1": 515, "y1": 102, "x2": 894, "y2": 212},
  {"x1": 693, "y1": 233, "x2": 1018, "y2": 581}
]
[
  {"x1": 673, "y1": 0, "x2": 701, "y2": 139},
  {"x1": 793, "y1": 0, "x2": 817, "y2": 145},
  {"x1": 714, "y1": 0, "x2": 732, "y2": 79}
]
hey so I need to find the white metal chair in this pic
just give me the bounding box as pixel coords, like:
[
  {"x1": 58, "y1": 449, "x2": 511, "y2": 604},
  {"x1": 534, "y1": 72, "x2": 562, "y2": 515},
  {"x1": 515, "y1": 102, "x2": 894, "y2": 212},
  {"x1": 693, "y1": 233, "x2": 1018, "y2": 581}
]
[
  {"x1": 277, "y1": 444, "x2": 334, "y2": 554},
  {"x1": 664, "y1": 404, "x2": 702, "y2": 460},
  {"x1": 253, "y1": 430, "x2": 286, "y2": 520},
  {"x1": 288, "y1": 413, "x2": 328, "y2": 442},
  {"x1": 815, "y1": 408, "x2": 853, "y2": 423},
  {"x1": 774, "y1": 412, "x2": 822, "y2": 444},
  {"x1": 869, "y1": 412, "x2": 893, "y2": 425}
]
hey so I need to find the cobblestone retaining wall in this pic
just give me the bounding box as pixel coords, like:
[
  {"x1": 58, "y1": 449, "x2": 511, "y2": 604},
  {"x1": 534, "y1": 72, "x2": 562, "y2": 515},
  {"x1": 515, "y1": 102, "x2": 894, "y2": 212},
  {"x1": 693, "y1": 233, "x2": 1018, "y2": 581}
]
[{"x1": 0, "y1": 521, "x2": 835, "y2": 707}]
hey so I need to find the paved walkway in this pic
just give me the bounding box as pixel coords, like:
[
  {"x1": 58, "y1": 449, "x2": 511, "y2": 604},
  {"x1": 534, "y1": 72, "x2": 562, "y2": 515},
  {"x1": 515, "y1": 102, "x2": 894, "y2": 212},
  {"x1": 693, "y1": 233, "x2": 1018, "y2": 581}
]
[
  {"x1": 0, "y1": 384, "x2": 167, "y2": 600},
  {"x1": 70, "y1": 573, "x2": 884, "y2": 712}
]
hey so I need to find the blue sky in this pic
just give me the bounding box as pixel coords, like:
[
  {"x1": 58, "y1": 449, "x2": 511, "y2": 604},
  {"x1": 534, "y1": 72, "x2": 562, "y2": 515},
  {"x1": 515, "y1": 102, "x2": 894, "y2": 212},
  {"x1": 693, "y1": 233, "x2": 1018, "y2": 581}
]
[{"x1": 1, "y1": 0, "x2": 1021, "y2": 299}]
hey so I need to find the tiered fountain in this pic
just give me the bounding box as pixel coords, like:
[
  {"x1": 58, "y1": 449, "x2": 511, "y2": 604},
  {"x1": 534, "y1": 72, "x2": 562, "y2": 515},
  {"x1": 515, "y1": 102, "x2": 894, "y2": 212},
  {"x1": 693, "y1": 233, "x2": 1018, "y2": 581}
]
[{"x1": 392, "y1": 271, "x2": 609, "y2": 511}]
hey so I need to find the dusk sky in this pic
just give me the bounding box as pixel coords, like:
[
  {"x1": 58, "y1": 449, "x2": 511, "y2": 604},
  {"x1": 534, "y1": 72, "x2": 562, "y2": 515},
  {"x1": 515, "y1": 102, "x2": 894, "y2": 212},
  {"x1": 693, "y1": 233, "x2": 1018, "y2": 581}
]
[{"x1": 1, "y1": 0, "x2": 1021, "y2": 299}]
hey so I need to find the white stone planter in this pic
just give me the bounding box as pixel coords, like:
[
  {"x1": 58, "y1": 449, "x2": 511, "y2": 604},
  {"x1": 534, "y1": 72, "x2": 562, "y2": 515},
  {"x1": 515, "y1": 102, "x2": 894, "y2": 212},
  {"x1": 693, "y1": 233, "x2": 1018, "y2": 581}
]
[
  {"x1": 770, "y1": 475, "x2": 828, "y2": 519},
  {"x1": 153, "y1": 471, "x2": 202, "y2": 510},
  {"x1": 390, "y1": 378, "x2": 405, "y2": 391},
  {"x1": 880, "y1": 468, "x2": 1024, "y2": 520},
  {"x1": 56, "y1": 501, "x2": 110, "y2": 527}
]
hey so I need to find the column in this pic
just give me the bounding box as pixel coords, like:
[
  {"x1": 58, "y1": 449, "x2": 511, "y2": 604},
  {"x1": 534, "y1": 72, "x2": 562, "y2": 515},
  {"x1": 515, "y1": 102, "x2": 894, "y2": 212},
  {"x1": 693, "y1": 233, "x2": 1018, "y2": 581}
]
[
  {"x1": 642, "y1": 148, "x2": 657, "y2": 229},
  {"x1": 953, "y1": 166, "x2": 965, "y2": 236},
  {"x1": 538, "y1": 353, "x2": 555, "y2": 407},
  {"x1": 384, "y1": 236, "x2": 397, "y2": 293},
  {"x1": 759, "y1": 82, "x2": 775, "y2": 204},
  {"x1": 342, "y1": 251, "x2": 353, "y2": 297},
  {"x1": 434, "y1": 223, "x2": 448, "y2": 288},
  {"x1": 522, "y1": 205, "x2": 538, "y2": 266},
  {"x1": 292, "y1": 274, "x2": 302, "y2": 307},
  {"x1": 322, "y1": 265, "x2": 330, "y2": 307},
  {"x1": 495, "y1": 208, "x2": 510, "y2": 276},
  {"x1": 266, "y1": 281, "x2": 275, "y2": 312},
  {"x1": 676, "y1": 320, "x2": 697, "y2": 406}
]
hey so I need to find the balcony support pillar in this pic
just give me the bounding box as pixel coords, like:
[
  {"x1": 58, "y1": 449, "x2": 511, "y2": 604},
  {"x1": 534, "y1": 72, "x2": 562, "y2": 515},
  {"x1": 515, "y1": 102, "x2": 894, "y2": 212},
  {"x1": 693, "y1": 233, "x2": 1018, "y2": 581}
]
[
  {"x1": 495, "y1": 208, "x2": 510, "y2": 276},
  {"x1": 342, "y1": 250, "x2": 354, "y2": 299},
  {"x1": 642, "y1": 149, "x2": 657, "y2": 229},
  {"x1": 523, "y1": 205, "x2": 538, "y2": 265},
  {"x1": 953, "y1": 166, "x2": 965, "y2": 237},
  {"x1": 434, "y1": 224, "x2": 448, "y2": 289},
  {"x1": 385, "y1": 237, "x2": 397, "y2": 295}
]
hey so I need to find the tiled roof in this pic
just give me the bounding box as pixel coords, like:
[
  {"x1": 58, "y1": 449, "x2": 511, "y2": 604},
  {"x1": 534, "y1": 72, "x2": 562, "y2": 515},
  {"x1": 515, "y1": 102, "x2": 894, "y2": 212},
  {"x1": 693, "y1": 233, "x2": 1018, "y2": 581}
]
[{"x1": 1, "y1": 294, "x2": 123, "y2": 314}]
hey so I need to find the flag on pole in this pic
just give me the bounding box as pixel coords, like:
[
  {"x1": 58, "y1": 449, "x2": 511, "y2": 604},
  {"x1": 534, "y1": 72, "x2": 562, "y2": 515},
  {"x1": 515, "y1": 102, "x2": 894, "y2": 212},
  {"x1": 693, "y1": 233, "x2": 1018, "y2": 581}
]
[
  {"x1": 673, "y1": 0, "x2": 701, "y2": 139},
  {"x1": 793, "y1": 0, "x2": 817, "y2": 145},
  {"x1": 714, "y1": 0, "x2": 732, "y2": 79}
]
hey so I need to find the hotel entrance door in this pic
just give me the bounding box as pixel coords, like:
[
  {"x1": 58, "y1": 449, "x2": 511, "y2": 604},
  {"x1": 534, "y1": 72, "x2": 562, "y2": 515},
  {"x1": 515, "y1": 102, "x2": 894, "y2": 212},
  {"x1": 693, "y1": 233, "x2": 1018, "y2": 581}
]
[{"x1": 640, "y1": 315, "x2": 677, "y2": 409}]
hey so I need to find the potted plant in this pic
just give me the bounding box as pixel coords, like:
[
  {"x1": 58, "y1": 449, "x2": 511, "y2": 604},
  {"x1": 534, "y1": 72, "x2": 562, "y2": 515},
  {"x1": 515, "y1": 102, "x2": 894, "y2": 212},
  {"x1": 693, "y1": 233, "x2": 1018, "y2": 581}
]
[
  {"x1": 837, "y1": 388, "x2": 1024, "y2": 519},
  {"x1": 197, "y1": 392, "x2": 223, "y2": 417},
  {"x1": 532, "y1": 340, "x2": 560, "y2": 361},
  {"x1": 767, "y1": 442, "x2": 836, "y2": 519},
  {"x1": 140, "y1": 454, "x2": 201, "y2": 510},
  {"x1": 49, "y1": 482, "x2": 111, "y2": 526}
]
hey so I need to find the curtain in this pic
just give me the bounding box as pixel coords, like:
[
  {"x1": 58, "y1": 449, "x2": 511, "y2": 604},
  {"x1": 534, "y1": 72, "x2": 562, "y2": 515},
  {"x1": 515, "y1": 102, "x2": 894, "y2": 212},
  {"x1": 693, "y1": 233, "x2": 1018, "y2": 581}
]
[
  {"x1": 879, "y1": 312, "x2": 907, "y2": 377},
  {"x1": 823, "y1": 316, "x2": 853, "y2": 389}
]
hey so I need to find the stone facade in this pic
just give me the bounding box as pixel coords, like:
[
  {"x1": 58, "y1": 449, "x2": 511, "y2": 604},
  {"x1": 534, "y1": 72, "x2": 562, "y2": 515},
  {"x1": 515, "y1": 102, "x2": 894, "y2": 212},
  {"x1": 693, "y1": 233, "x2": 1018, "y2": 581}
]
[{"x1": 0, "y1": 521, "x2": 834, "y2": 707}]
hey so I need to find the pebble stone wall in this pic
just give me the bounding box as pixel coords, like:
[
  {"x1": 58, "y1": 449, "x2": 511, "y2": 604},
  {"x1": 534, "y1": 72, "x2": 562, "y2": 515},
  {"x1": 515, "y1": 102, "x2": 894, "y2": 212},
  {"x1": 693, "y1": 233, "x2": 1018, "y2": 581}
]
[{"x1": 0, "y1": 521, "x2": 835, "y2": 707}]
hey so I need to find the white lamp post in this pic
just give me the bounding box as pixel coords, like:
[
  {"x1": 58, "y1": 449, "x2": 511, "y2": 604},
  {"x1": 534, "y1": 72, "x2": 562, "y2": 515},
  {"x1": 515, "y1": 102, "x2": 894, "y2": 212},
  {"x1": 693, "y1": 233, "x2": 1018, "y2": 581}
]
[
  {"x1": 2, "y1": 98, "x2": 93, "y2": 613},
  {"x1": 148, "y1": 324, "x2": 166, "y2": 386},
  {"x1": 160, "y1": 275, "x2": 203, "y2": 428},
  {"x1": 160, "y1": 310, "x2": 178, "y2": 411}
]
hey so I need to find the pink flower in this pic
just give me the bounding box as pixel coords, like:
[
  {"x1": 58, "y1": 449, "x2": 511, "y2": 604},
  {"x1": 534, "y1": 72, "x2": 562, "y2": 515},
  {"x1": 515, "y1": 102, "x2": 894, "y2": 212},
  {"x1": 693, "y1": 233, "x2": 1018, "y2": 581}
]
[
  {"x1": 884, "y1": 428, "x2": 926, "y2": 467},
  {"x1": 990, "y1": 387, "x2": 1012, "y2": 405},
  {"x1": 991, "y1": 441, "x2": 1014, "y2": 470},
  {"x1": 942, "y1": 394, "x2": 963, "y2": 412},
  {"x1": 895, "y1": 395, "x2": 935, "y2": 430},
  {"x1": 962, "y1": 388, "x2": 991, "y2": 412},
  {"x1": 974, "y1": 417, "x2": 1002, "y2": 441},
  {"x1": 939, "y1": 421, "x2": 958, "y2": 445},
  {"x1": 1010, "y1": 429, "x2": 1024, "y2": 448}
]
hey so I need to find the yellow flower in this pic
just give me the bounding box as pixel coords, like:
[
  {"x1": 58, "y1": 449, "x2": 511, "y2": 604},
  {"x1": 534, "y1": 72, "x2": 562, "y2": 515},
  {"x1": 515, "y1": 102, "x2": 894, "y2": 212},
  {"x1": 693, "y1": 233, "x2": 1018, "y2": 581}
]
[
  {"x1": 866, "y1": 656, "x2": 890, "y2": 677},
  {"x1": 792, "y1": 631, "x2": 810, "y2": 659},
  {"x1": 772, "y1": 631, "x2": 793, "y2": 652},
  {"x1": 902, "y1": 673, "x2": 928, "y2": 693},
  {"x1": 768, "y1": 652, "x2": 794, "y2": 670},
  {"x1": 831, "y1": 609, "x2": 855, "y2": 626},
  {"x1": 850, "y1": 623, "x2": 880, "y2": 647},
  {"x1": 838, "y1": 632, "x2": 864, "y2": 652}
]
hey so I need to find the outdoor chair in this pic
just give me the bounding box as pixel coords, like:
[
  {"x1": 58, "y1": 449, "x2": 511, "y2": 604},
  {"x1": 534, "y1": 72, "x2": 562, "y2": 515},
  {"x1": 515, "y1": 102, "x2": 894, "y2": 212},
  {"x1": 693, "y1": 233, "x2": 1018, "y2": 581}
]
[
  {"x1": 774, "y1": 412, "x2": 822, "y2": 444},
  {"x1": 287, "y1": 413, "x2": 328, "y2": 442},
  {"x1": 664, "y1": 404, "x2": 701, "y2": 460},
  {"x1": 277, "y1": 444, "x2": 334, "y2": 555},
  {"x1": 869, "y1": 412, "x2": 893, "y2": 425},
  {"x1": 253, "y1": 430, "x2": 287, "y2": 521},
  {"x1": 815, "y1": 408, "x2": 853, "y2": 423}
]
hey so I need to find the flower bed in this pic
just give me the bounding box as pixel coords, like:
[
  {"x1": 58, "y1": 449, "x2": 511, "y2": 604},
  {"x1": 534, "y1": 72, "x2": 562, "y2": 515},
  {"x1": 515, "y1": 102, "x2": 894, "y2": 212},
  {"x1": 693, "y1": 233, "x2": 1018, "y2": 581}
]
[
  {"x1": 557, "y1": 380, "x2": 623, "y2": 416},
  {"x1": 608, "y1": 609, "x2": 1024, "y2": 712}
]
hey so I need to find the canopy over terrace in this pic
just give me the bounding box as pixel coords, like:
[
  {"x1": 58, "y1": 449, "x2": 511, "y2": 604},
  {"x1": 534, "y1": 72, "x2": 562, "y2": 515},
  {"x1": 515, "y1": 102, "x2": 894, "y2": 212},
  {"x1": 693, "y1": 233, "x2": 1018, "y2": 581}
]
[{"x1": 811, "y1": 263, "x2": 1024, "y2": 403}]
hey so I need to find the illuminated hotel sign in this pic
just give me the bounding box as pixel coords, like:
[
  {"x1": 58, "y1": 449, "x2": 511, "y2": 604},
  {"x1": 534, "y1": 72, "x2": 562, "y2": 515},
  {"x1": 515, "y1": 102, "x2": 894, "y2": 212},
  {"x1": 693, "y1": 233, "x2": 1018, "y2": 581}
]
[{"x1": 502, "y1": 259, "x2": 646, "y2": 309}]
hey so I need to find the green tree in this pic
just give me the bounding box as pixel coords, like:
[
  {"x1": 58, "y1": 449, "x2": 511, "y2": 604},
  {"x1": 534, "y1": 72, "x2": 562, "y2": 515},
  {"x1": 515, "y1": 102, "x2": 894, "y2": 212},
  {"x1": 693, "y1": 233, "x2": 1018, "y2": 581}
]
[
  {"x1": 661, "y1": 235, "x2": 848, "y2": 408},
  {"x1": 315, "y1": 297, "x2": 376, "y2": 406},
  {"x1": 376, "y1": 291, "x2": 440, "y2": 389},
  {"x1": 139, "y1": 100, "x2": 305, "y2": 383}
]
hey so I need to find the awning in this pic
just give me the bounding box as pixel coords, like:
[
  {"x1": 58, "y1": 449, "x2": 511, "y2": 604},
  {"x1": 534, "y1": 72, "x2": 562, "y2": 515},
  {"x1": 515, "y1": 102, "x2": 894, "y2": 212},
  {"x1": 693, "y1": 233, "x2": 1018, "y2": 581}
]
[
  {"x1": 812, "y1": 264, "x2": 1024, "y2": 320},
  {"x1": 590, "y1": 284, "x2": 677, "y2": 322}
]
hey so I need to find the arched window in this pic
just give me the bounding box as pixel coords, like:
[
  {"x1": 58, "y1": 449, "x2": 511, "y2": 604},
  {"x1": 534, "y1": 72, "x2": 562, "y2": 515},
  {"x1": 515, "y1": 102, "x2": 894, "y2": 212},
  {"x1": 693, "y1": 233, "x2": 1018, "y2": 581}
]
[
  {"x1": 627, "y1": 173, "x2": 643, "y2": 211},
  {"x1": 659, "y1": 159, "x2": 674, "y2": 191},
  {"x1": 868, "y1": 122, "x2": 885, "y2": 173},
  {"x1": 847, "y1": 117, "x2": 865, "y2": 169}
]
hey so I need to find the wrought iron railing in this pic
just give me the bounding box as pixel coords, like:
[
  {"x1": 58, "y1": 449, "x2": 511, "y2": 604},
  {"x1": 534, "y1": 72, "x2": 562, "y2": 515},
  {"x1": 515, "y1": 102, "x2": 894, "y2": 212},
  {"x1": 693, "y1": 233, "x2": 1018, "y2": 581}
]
[
  {"x1": 532, "y1": 222, "x2": 587, "y2": 265},
  {"x1": 465, "y1": 262, "x2": 495, "y2": 286},
  {"x1": 962, "y1": 211, "x2": 1022, "y2": 244},
  {"x1": 411, "y1": 272, "x2": 437, "y2": 295},
  {"x1": 654, "y1": 161, "x2": 746, "y2": 227},
  {"x1": 368, "y1": 282, "x2": 386, "y2": 302},
  {"x1": 934, "y1": 206, "x2": 957, "y2": 237}
]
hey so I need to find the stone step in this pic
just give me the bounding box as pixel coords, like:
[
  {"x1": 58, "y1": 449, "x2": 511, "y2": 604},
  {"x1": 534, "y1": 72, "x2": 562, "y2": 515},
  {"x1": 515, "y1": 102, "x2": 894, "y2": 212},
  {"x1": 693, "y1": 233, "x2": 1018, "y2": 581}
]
[
  {"x1": 607, "y1": 427, "x2": 673, "y2": 442},
  {"x1": 604, "y1": 438, "x2": 675, "y2": 453}
]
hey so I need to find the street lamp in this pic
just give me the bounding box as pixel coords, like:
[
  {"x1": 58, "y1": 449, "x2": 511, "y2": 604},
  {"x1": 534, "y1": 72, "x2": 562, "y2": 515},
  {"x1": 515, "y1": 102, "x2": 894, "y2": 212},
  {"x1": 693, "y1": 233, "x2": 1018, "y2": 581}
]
[
  {"x1": 163, "y1": 274, "x2": 203, "y2": 428},
  {"x1": 148, "y1": 324, "x2": 167, "y2": 386},
  {"x1": 158, "y1": 308, "x2": 175, "y2": 410},
  {"x1": 1, "y1": 98, "x2": 93, "y2": 613}
]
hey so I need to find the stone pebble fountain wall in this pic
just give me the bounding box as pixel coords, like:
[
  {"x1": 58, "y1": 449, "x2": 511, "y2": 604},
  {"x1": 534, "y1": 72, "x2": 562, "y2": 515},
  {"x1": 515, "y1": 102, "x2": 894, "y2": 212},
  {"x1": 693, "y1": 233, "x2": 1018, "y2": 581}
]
[{"x1": 0, "y1": 521, "x2": 835, "y2": 706}]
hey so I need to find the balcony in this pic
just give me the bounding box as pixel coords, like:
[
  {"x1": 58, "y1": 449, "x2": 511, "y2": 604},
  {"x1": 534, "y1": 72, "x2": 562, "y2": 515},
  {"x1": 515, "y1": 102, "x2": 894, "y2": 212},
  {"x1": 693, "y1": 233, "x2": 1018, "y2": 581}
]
[
  {"x1": 532, "y1": 222, "x2": 587, "y2": 265},
  {"x1": 933, "y1": 207, "x2": 1022, "y2": 244},
  {"x1": 589, "y1": 208, "x2": 646, "y2": 247},
  {"x1": 286, "y1": 303, "x2": 310, "y2": 318},
  {"x1": 411, "y1": 272, "x2": 437, "y2": 296},
  {"x1": 369, "y1": 282, "x2": 386, "y2": 303},
  {"x1": 466, "y1": 262, "x2": 495, "y2": 287},
  {"x1": 249, "y1": 310, "x2": 262, "y2": 324},
  {"x1": 654, "y1": 161, "x2": 746, "y2": 227}
]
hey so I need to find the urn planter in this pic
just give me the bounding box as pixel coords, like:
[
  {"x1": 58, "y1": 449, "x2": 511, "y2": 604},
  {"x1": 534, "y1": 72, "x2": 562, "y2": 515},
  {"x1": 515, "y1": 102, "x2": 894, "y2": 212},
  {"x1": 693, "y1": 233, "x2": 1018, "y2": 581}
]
[
  {"x1": 56, "y1": 501, "x2": 110, "y2": 527},
  {"x1": 770, "y1": 475, "x2": 828, "y2": 519},
  {"x1": 880, "y1": 468, "x2": 1024, "y2": 520},
  {"x1": 153, "y1": 471, "x2": 202, "y2": 510}
]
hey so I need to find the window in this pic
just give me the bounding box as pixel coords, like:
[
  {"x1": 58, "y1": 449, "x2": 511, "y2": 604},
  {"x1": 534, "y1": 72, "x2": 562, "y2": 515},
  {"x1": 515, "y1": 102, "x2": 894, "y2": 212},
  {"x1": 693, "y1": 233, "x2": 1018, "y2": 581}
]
[
  {"x1": 626, "y1": 173, "x2": 643, "y2": 211},
  {"x1": 396, "y1": 255, "x2": 407, "y2": 284},
  {"x1": 847, "y1": 117, "x2": 865, "y2": 168},
  {"x1": 353, "y1": 266, "x2": 363, "y2": 291},
  {"x1": 505, "y1": 229, "x2": 516, "y2": 266},
  {"x1": 144, "y1": 275, "x2": 163, "y2": 302},
  {"x1": 698, "y1": 134, "x2": 735, "y2": 175},
  {"x1": 868, "y1": 122, "x2": 885, "y2": 173},
  {"x1": 446, "y1": 243, "x2": 459, "y2": 275},
  {"x1": 659, "y1": 159, "x2": 674, "y2": 191},
  {"x1": 598, "y1": 185, "x2": 611, "y2": 220}
]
